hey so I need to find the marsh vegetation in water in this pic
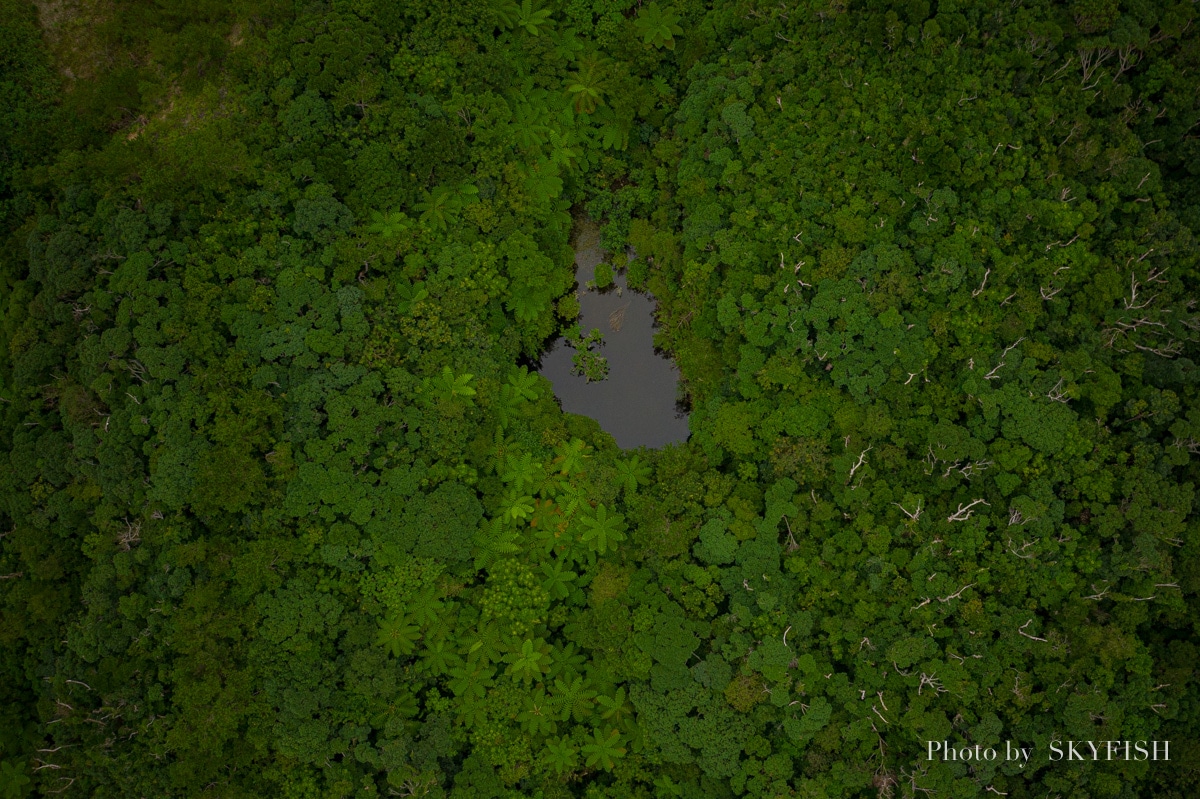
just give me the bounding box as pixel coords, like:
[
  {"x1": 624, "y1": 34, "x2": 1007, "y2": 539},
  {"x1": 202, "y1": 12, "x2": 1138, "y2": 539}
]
[{"x1": 537, "y1": 219, "x2": 690, "y2": 449}]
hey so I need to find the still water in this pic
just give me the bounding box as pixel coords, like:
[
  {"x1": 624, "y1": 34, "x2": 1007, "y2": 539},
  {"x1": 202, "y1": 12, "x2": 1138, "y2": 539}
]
[{"x1": 537, "y1": 220, "x2": 690, "y2": 449}]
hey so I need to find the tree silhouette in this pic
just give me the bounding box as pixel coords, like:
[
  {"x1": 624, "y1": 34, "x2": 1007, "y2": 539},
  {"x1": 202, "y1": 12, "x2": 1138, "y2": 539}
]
[
  {"x1": 541, "y1": 736, "x2": 579, "y2": 774},
  {"x1": 376, "y1": 615, "x2": 421, "y2": 658},
  {"x1": 429, "y1": 365, "x2": 476, "y2": 406},
  {"x1": 550, "y1": 675, "x2": 596, "y2": 721},
  {"x1": 596, "y1": 686, "x2": 634, "y2": 725},
  {"x1": 366, "y1": 209, "x2": 410, "y2": 239},
  {"x1": 517, "y1": 688, "x2": 557, "y2": 736},
  {"x1": 581, "y1": 728, "x2": 626, "y2": 770},
  {"x1": 502, "y1": 452, "x2": 543, "y2": 492},
  {"x1": 579, "y1": 504, "x2": 627, "y2": 555},
  {"x1": 565, "y1": 54, "x2": 609, "y2": 115},
  {"x1": 539, "y1": 558, "x2": 578, "y2": 600},
  {"x1": 473, "y1": 517, "x2": 522, "y2": 570},
  {"x1": 448, "y1": 663, "x2": 495, "y2": 700},
  {"x1": 547, "y1": 128, "x2": 583, "y2": 169},
  {"x1": 654, "y1": 775, "x2": 685, "y2": 797},
  {"x1": 414, "y1": 183, "x2": 478, "y2": 231},
  {"x1": 503, "y1": 492, "x2": 536, "y2": 521},
  {"x1": 421, "y1": 635, "x2": 464, "y2": 676},
  {"x1": 506, "y1": 365, "x2": 541, "y2": 401},
  {"x1": 496, "y1": 0, "x2": 554, "y2": 35},
  {"x1": 505, "y1": 638, "x2": 550, "y2": 684},
  {"x1": 634, "y1": 3, "x2": 684, "y2": 50},
  {"x1": 552, "y1": 438, "x2": 591, "y2": 476},
  {"x1": 395, "y1": 279, "x2": 428, "y2": 314},
  {"x1": 0, "y1": 761, "x2": 31, "y2": 799},
  {"x1": 614, "y1": 455, "x2": 652, "y2": 495}
]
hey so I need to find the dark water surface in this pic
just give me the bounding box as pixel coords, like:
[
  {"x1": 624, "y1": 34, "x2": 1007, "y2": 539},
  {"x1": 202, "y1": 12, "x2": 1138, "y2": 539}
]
[{"x1": 537, "y1": 220, "x2": 690, "y2": 449}]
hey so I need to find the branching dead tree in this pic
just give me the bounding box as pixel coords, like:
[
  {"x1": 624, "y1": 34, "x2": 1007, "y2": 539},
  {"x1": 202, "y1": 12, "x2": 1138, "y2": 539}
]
[
  {"x1": 1018, "y1": 619, "x2": 1047, "y2": 642},
  {"x1": 938, "y1": 583, "x2": 975, "y2": 602},
  {"x1": 945, "y1": 460, "x2": 992, "y2": 481},
  {"x1": 1006, "y1": 537, "x2": 1037, "y2": 559},
  {"x1": 900, "y1": 762, "x2": 936, "y2": 797},
  {"x1": 969, "y1": 267, "x2": 988, "y2": 295},
  {"x1": 117, "y1": 519, "x2": 142, "y2": 551},
  {"x1": 846, "y1": 446, "x2": 872, "y2": 484},
  {"x1": 918, "y1": 673, "x2": 947, "y2": 695},
  {"x1": 1078, "y1": 46, "x2": 1114, "y2": 87},
  {"x1": 984, "y1": 338, "x2": 1024, "y2": 379},
  {"x1": 947, "y1": 499, "x2": 989, "y2": 522}
]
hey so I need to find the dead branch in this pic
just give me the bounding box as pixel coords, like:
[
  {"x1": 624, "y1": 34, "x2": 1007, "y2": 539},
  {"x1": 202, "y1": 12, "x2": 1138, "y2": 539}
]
[
  {"x1": 984, "y1": 338, "x2": 1024, "y2": 379},
  {"x1": 1006, "y1": 537, "x2": 1037, "y2": 559},
  {"x1": 947, "y1": 499, "x2": 990, "y2": 522},
  {"x1": 972, "y1": 268, "x2": 990, "y2": 297},
  {"x1": 938, "y1": 583, "x2": 975, "y2": 603},
  {"x1": 918, "y1": 673, "x2": 947, "y2": 695},
  {"x1": 846, "y1": 446, "x2": 872, "y2": 484},
  {"x1": 1078, "y1": 46, "x2": 1114, "y2": 86},
  {"x1": 1041, "y1": 55, "x2": 1076, "y2": 85},
  {"x1": 1018, "y1": 619, "x2": 1047, "y2": 642}
]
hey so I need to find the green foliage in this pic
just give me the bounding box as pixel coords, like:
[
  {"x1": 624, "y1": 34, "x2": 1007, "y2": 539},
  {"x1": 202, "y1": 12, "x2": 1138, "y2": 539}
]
[
  {"x1": 567, "y1": 325, "x2": 609, "y2": 382},
  {"x1": 565, "y1": 54, "x2": 609, "y2": 115},
  {"x1": 414, "y1": 183, "x2": 479, "y2": 232},
  {"x1": 0, "y1": 0, "x2": 56, "y2": 230},
  {"x1": 376, "y1": 615, "x2": 422, "y2": 658},
  {"x1": 782, "y1": 697, "x2": 831, "y2": 745},
  {"x1": 613, "y1": 455, "x2": 651, "y2": 496},
  {"x1": 481, "y1": 558, "x2": 550, "y2": 638},
  {"x1": 359, "y1": 558, "x2": 443, "y2": 616},
  {"x1": 366, "y1": 210, "x2": 411, "y2": 239},
  {"x1": 541, "y1": 735, "x2": 578, "y2": 774},
  {"x1": 693, "y1": 518, "x2": 737, "y2": 566},
  {"x1": 592, "y1": 261, "x2": 613, "y2": 289},
  {"x1": 429, "y1": 365, "x2": 478, "y2": 405},
  {"x1": 496, "y1": 0, "x2": 554, "y2": 36},
  {"x1": 3, "y1": 1, "x2": 1199, "y2": 797},
  {"x1": 0, "y1": 761, "x2": 30, "y2": 799},
  {"x1": 504, "y1": 639, "x2": 550, "y2": 684},
  {"x1": 581, "y1": 728, "x2": 626, "y2": 770},
  {"x1": 634, "y1": 3, "x2": 683, "y2": 50},
  {"x1": 551, "y1": 675, "x2": 597, "y2": 722},
  {"x1": 578, "y1": 504, "x2": 627, "y2": 555}
]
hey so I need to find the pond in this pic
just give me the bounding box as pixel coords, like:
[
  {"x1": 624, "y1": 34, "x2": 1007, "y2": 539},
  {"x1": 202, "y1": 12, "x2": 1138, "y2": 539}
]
[{"x1": 537, "y1": 219, "x2": 690, "y2": 449}]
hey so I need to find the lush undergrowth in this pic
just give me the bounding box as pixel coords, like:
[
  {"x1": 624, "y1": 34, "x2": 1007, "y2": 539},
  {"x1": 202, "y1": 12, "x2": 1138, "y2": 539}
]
[{"x1": 1, "y1": 1, "x2": 1198, "y2": 797}]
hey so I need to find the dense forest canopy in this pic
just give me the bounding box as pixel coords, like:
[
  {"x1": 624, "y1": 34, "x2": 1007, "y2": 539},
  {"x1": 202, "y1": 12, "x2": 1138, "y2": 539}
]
[{"x1": 1, "y1": 0, "x2": 1198, "y2": 797}]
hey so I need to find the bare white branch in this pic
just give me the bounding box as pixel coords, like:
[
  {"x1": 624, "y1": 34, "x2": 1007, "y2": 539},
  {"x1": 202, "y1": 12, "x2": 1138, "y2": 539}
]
[
  {"x1": 972, "y1": 268, "x2": 990, "y2": 297},
  {"x1": 1006, "y1": 537, "x2": 1037, "y2": 559},
  {"x1": 938, "y1": 583, "x2": 975, "y2": 603},
  {"x1": 918, "y1": 673, "x2": 947, "y2": 696},
  {"x1": 947, "y1": 499, "x2": 990, "y2": 522},
  {"x1": 846, "y1": 446, "x2": 873, "y2": 484},
  {"x1": 1018, "y1": 619, "x2": 1047, "y2": 642}
]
